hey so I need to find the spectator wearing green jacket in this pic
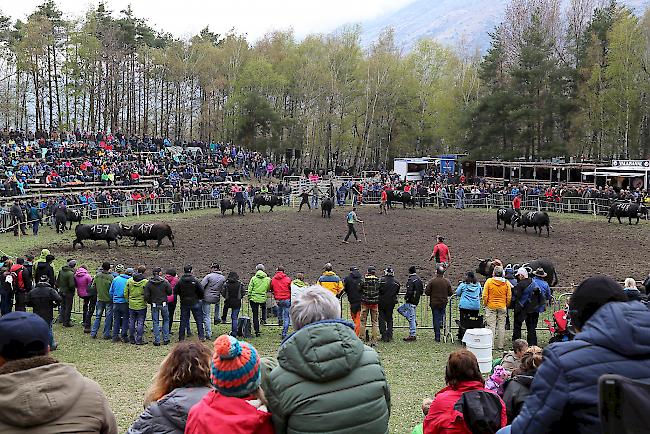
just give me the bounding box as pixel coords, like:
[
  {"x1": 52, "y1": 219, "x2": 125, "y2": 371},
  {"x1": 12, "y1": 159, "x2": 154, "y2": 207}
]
[
  {"x1": 90, "y1": 262, "x2": 115, "y2": 339},
  {"x1": 124, "y1": 265, "x2": 148, "y2": 345},
  {"x1": 56, "y1": 260, "x2": 77, "y2": 327},
  {"x1": 248, "y1": 264, "x2": 271, "y2": 337},
  {"x1": 262, "y1": 286, "x2": 390, "y2": 434}
]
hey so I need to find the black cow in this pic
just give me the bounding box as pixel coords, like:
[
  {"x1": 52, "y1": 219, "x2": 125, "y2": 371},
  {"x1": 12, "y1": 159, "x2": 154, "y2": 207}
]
[
  {"x1": 220, "y1": 198, "x2": 236, "y2": 217},
  {"x1": 65, "y1": 208, "x2": 83, "y2": 229},
  {"x1": 608, "y1": 202, "x2": 648, "y2": 225},
  {"x1": 386, "y1": 190, "x2": 415, "y2": 209},
  {"x1": 253, "y1": 194, "x2": 282, "y2": 212},
  {"x1": 321, "y1": 197, "x2": 333, "y2": 218},
  {"x1": 516, "y1": 211, "x2": 551, "y2": 237},
  {"x1": 120, "y1": 223, "x2": 175, "y2": 248},
  {"x1": 54, "y1": 209, "x2": 67, "y2": 233},
  {"x1": 476, "y1": 258, "x2": 559, "y2": 287},
  {"x1": 73, "y1": 224, "x2": 122, "y2": 249},
  {"x1": 496, "y1": 208, "x2": 518, "y2": 231}
]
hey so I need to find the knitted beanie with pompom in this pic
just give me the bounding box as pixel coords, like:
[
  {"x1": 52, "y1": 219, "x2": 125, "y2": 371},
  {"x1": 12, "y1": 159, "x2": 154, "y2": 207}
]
[{"x1": 210, "y1": 334, "x2": 261, "y2": 397}]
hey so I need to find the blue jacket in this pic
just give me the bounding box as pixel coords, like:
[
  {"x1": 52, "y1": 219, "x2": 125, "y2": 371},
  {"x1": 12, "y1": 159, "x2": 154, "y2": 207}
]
[
  {"x1": 455, "y1": 282, "x2": 482, "y2": 310},
  {"x1": 510, "y1": 301, "x2": 650, "y2": 434},
  {"x1": 519, "y1": 277, "x2": 552, "y2": 313},
  {"x1": 109, "y1": 274, "x2": 130, "y2": 304}
]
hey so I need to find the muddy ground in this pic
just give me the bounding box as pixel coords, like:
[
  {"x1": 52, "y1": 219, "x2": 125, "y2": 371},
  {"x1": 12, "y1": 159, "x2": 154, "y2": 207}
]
[{"x1": 49, "y1": 206, "x2": 649, "y2": 287}]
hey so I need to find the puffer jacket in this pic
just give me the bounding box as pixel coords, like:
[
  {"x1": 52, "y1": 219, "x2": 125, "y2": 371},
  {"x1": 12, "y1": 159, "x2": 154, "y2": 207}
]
[
  {"x1": 510, "y1": 301, "x2": 650, "y2": 434},
  {"x1": 271, "y1": 271, "x2": 291, "y2": 301},
  {"x1": 74, "y1": 267, "x2": 93, "y2": 298},
  {"x1": 0, "y1": 356, "x2": 117, "y2": 433},
  {"x1": 456, "y1": 282, "x2": 482, "y2": 311},
  {"x1": 109, "y1": 274, "x2": 130, "y2": 304},
  {"x1": 201, "y1": 271, "x2": 225, "y2": 304},
  {"x1": 93, "y1": 270, "x2": 115, "y2": 303},
  {"x1": 423, "y1": 381, "x2": 507, "y2": 434},
  {"x1": 502, "y1": 373, "x2": 535, "y2": 423},
  {"x1": 127, "y1": 387, "x2": 210, "y2": 434},
  {"x1": 124, "y1": 274, "x2": 148, "y2": 310},
  {"x1": 263, "y1": 320, "x2": 390, "y2": 434},
  {"x1": 56, "y1": 266, "x2": 76, "y2": 295},
  {"x1": 482, "y1": 277, "x2": 512, "y2": 310},
  {"x1": 247, "y1": 270, "x2": 270, "y2": 304}
]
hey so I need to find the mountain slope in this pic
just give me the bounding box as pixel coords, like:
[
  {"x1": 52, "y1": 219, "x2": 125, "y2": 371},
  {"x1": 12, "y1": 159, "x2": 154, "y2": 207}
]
[{"x1": 356, "y1": 0, "x2": 650, "y2": 52}]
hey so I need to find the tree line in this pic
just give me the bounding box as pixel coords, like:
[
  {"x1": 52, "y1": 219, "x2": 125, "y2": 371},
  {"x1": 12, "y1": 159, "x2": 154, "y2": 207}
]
[{"x1": 0, "y1": 0, "x2": 648, "y2": 170}]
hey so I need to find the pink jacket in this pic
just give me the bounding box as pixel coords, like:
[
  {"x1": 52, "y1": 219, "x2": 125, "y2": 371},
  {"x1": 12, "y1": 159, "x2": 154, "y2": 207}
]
[
  {"x1": 165, "y1": 274, "x2": 179, "y2": 303},
  {"x1": 75, "y1": 268, "x2": 93, "y2": 298}
]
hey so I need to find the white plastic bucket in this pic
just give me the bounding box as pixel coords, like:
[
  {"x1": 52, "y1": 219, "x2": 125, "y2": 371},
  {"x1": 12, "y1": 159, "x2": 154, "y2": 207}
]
[{"x1": 462, "y1": 328, "x2": 494, "y2": 373}]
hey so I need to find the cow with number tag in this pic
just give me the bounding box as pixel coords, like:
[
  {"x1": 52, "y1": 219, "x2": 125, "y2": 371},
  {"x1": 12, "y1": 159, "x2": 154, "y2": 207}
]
[
  {"x1": 73, "y1": 223, "x2": 123, "y2": 249},
  {"x1": 65, "y1": 208, "x2": 83, "y2": 229},
  {"x1": 252, "y1": 194, "x2": 282, "y2": 212},
  {"x1": 608, "y1": 202, "x2": 648, "y2": 225},
  {"x1": 120, "y1": 223, "x2": 175, "y2": 248},
  {"x1": 496, "y1": 207, "x2": 518, "y2": 231},
  {"x1": 515, "y1": 211, "x2": 551, "y2": 237}
]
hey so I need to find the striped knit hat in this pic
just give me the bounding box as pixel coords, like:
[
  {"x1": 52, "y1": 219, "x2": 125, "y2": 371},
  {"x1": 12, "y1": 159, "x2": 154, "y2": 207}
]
[{"x1": 210, "y1": 335, "x2": 261, "y2": 397}]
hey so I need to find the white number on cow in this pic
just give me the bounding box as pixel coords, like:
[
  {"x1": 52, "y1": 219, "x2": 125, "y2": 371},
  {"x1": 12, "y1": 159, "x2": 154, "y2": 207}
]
[
  {"x1": 139, "y1": 223, "x2": 155, "y2": 234},
  {"x1": 92, "y1": 225, "x2": 110, "y2": 235}
]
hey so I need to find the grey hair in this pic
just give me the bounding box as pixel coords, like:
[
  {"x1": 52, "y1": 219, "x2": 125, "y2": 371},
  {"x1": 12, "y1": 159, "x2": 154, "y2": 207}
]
[
  {"x1": 290, "y1": 285, "x2": 341, "y2": 330},
  {"x1": 624, "y1": 278, "x2": 636, "y2": 288},
  {"x1": 256, "y1": 264, "x2": 265, "y2": 271},
  {"x1": 493, "y1": 266, "x2": 504, "y2": 277}
]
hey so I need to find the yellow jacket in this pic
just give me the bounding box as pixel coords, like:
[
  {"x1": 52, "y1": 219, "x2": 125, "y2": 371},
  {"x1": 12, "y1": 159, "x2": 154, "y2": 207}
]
[
  {"x1": 482, "y1": 277, "x2": 512, "y2": 309},
  {"x1": 317, "y1": 271, "x2": 343, "y2": 296}
]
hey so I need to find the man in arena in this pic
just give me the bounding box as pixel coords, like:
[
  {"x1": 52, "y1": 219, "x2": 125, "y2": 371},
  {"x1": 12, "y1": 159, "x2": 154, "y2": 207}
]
[
  {"x1": 512, "y1": 192, "x2": 522, "y2": 216},
  {"x1": 430, "y1": 236, "x2": 450, "y2": 270},
  {"x1": 343, "y1": 207, "x2": 363, "y2": 243}
]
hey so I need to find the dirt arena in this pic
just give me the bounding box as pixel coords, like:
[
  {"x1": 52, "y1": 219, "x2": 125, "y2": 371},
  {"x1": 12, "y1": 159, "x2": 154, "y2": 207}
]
[{"x1": 49, "y1": 206, "x2": 650, "y2": 287}]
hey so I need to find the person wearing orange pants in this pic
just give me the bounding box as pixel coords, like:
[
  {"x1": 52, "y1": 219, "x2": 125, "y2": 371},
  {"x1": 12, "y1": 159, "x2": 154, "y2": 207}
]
[{"x1": 342, "y1": 266, "x2": 363, "y2": 337}]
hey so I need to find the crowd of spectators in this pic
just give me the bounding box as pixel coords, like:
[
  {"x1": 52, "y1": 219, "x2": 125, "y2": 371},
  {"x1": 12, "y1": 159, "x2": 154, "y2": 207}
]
[{"x1": 2, "y1": 249, "x2": 650, "y2": 433}]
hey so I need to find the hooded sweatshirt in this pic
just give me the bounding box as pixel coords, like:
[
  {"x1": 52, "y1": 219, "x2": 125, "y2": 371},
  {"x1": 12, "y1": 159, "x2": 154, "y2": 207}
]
[
  {"x1": 0, "y1": 356, "x2": 118, "y2": 433},
  {"x1": 56, "y1": 266, "x2": 76, "y2": 295},
  {"x1": 93, "y1": 270, "x2": 115, "y2": 303},
  {"x1": 290, "y1": 278, "x2": 308, "y2": 300},
  {"x1": 110, "y1": 274, "x2": 130, "y2": 304},
  {"x1": 247, "y1": 270, "x2": 270, "y2": 304},
  {"x1": 74, "y1": 267, "x2": 93, "y2": 298},
  {"x1": 270, "y1": 271, "x2": 291, "y2": 301},
  {"x1": 33, "y1": 249, "x2": 50, "y2": 266},
  {"x1": 124, "y1": 274, "x2": 148, "y2": 310},
  {"x1": 144, "y1": 275, "x2": 173, "y2": 305},
  {"x1": 456, "y1": 282, "x2": 482, "y2": 311},
  {"x1": 482, "y1": 277, "x2": 512, "y2": 310}
]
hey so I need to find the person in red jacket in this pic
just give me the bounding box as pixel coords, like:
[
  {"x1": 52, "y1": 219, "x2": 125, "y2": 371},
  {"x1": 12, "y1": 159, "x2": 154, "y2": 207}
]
[
  {"x1": 424, "y1": 349, "x2": 507, "y2": 434},
  {"x1": 380, "y1": 189, "x2": 388, "y2": 215},
  {"x1": 512, "y1": 193, "x2": 522, "y2": 216},
  {"x1": 185, "y1": 335, "x2": 273, "y2": 434},
  {"x1": 430, "y1": 236, "x2": 450, "y2": 270},
  {"x1": 271, "y1": 266, "x2": 292, "y2": 339}
]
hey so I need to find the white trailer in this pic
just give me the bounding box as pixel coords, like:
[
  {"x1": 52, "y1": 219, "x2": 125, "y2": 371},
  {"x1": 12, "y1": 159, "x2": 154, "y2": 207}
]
[{"x1": 393, "y1": 157, "x2": 436, "y2": 181}]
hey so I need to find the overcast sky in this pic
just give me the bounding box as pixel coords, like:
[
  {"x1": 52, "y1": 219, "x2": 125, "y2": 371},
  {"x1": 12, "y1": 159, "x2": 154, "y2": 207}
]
[{"x1": 2, "y1": 0, "x2": 415, "y2": 41}]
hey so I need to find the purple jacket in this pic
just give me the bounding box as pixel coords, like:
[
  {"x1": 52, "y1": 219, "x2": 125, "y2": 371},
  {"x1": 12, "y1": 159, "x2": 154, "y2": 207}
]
[{"x1": 75, "y1": 267, "x2": 93, "y2": 298}]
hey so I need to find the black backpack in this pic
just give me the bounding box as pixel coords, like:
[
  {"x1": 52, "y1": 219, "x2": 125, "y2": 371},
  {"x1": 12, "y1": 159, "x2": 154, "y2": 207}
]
[
  {"x1": 524, "y1": 282, "x2": 546, "y2": 314},
  {"x1": 454, "y1": 390, "x2": 503, "y2": 434}
]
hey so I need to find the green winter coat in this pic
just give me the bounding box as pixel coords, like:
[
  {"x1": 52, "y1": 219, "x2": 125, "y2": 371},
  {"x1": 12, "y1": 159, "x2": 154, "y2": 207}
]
[
  {"x1": 262, "y1": 320, "x2": 390, "y2": 434},
  {"x1": 92, "y1": 271, "x2": 115, "y2": 302},
  {"x1": 124, "y1": 275, "x2": 148, "y2": 310},
  {"x1": 56, "y1": 266, "x2": 76, "y2": 295},
  {"x1": 247, "y1": 270, "x2": 270, "y2": 304}
]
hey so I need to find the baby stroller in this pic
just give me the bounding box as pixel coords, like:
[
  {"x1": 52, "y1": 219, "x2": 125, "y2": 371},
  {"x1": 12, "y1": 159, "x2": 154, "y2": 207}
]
[{"x1": 544, "y1": 308, "x2": 574, "y2": 343}]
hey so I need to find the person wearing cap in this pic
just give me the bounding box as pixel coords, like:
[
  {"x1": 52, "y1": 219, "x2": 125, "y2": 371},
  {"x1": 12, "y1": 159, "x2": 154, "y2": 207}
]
[
  {"x1": 110, "y1": 266, "x2": 132, "y2": 343},
  {"x1": 398, "y1": 266, "x2": 424, "y2": 342},
  {"x1": 378, "y1": 267, "x2": 400, "y2": 342},
  {"x1": 270, "y1": 266, "x2": 292, "y2": 339},
  {"x1": 56, "y1": 260, "x2": 77, "y2": 327},
  {"x1": 359, "y1": 266, "x2": 381, "y2": 345},
  {"x1": 343, "y1": 266, "x2": 364, "y2": 337},
  {"x1": 482, "y1": 265, "x2": 512, "y2": 351},
  {"x1": 185, "y1": 335, "x2": 273, "y2": 433},
  {"x1": 201, "y1": 263, "x2": 226, "y2": 340},
  {"x1": 26, "y1": 274, "x2": 62, "y2": 350},
  {"x1": 0, "y1": 312, "x2": 118, "y2": 433},
  {"x1": 247, "y1": 264, "x2": 271, "y2": 337},
  {"x1": 261, "y1": 286, "x2": 390, "y2": 433},
  {"x1": 34, "y1": 252, "x2": 55, "y2": 288},
  {"x1": 424, "y1": 266, "x2": 453, "y2": 342},
  {"x1": 317, "y1": 263, "x2": 344, "y2": 296},
  {"x1": 90, "y1": 262, "x2": 115, "y2": 339},
  {"x1": 176, "y1": 265, "x2": 206, "y2": 342},
  {"x1": 430, "y1": 236, "x2": 450, "y2": 270},
  {"x1": 144, "y1": 267, "x2": 173, "y2": 346},
  {"x1": 500, "y1": 275, "x2": 650, "y2": 434}
]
